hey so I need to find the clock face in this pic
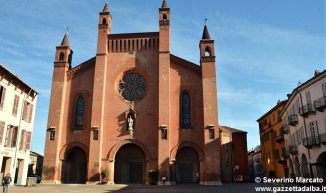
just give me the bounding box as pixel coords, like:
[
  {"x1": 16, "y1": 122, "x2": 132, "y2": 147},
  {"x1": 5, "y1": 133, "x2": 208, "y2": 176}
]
[{"x1": 118, "y1": 72, "x2": 147, "y2": 101}]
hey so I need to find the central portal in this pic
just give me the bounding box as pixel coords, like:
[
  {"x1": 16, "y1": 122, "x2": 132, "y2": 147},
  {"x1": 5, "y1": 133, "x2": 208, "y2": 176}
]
[
  {"x1": 114, "y1": 144, "x2": 146, "y2": 184},
  {"x1": 176, "y1": 147, "x2": 199, "y2": 184}
]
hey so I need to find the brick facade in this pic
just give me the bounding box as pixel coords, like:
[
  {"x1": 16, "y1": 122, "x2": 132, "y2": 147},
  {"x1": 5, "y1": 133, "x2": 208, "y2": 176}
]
[{"x1": 43, "y1": 1, "x2": 221, "y2": 185}]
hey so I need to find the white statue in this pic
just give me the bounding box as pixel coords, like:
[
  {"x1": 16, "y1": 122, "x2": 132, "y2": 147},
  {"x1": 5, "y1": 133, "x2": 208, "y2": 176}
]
[{"x1": 128, "y1": 114, "x2": 134, "y2": 132}]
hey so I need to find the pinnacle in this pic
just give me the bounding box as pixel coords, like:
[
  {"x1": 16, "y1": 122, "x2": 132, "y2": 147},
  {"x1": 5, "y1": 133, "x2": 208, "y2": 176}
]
[
  {"x1": 202, "y1": 25, "x2": 211, "y2": 40},
  {"x1": 61, "y1": 32, "x2": 70, "y2": 46}
]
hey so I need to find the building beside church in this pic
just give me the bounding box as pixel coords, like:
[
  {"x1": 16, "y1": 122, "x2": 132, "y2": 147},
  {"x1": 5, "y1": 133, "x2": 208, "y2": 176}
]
[
  {"x1": 220, "y1": 126, "x2": 248, "y2": 182},
  {"x1": 248, "y1": 145, "x2": 263, "y2": 181},
  {"x1": 281, "y1": 70, "x2": 326, "y2": 180},
  {"x1": 257, "y1": 100, "x2": 288, "y2": 178},
  {"x1": 0, "y1": 64, "x2": 38, "y2": 185},
  {"x1": 43, "y1": 1, "x2": 221, "y2": 185}
]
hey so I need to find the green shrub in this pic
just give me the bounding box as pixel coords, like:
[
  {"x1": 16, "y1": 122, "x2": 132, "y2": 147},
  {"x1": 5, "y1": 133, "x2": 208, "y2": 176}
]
[{"x1": 101, "y1": 169, "x2": 109, "y2": 178}]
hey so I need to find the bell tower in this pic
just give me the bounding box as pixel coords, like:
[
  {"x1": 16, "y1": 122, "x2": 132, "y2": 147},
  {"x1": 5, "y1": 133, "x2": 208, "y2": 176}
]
[
  {"x1": 158, "y1": 0, "x2": 171, "y2": 185},
  {"x1": 97, "y1": 2, "x2": 111, "y2": 55},
  {"x1": 159, "y1": 0, "x2": 170, "y2": 52},
  {"x1": 88, "y1": 2, "x2": 112, "y2": 182},
  {"x1": 43, "y1": 32, "x2": 73, "y2": 183},
  {"x1": 55, "y1": 32, "x2": 73, "y2": 68},
  {"x1": 199, "y1": 23, "x2": 221, "y2": 185}
]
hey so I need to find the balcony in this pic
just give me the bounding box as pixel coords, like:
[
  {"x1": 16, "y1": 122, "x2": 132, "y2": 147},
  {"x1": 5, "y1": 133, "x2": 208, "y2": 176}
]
[
  {"x1": 288, "y1": 114, "x2": 298, "y2": 126},
  {"x1": 319, "y1": 133, "x2": 326, "y2": 144},
  {"x1": 314, "y1": 96, "x2": 326, "y2": 112},
  {"x1": 288, "y1": 145, "x2": 298, "y2": 155},
  {"x1": 282, "y1": 125, "x2": 290, "y2": 134},
  {"x1": 302, "y1": 137, "x2": 320, "y2": 148},
  {"x1": 275, "y1": 134, "x2": 284, "y2": 143},
  {"x1": 299, "y1": 104, "x2": 316, "y2": 118}
]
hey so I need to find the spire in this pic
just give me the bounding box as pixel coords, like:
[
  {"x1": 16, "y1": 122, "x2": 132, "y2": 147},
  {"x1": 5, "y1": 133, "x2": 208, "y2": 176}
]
[
  {"x1": 161, "y1": 0, "x2": 168, "y2": 8},
  {"x1": 103, "y1": 2, "x2": 109, "y2": 12},
  {"x1": 61, "y1": 32, "x2": 70, "y2": 46},
  {"x1": 202, "y1": 24, "x2": 211, "y2": 40}
]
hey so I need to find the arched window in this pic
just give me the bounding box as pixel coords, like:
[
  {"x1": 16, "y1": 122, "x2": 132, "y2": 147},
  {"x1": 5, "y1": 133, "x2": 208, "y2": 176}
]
[
  {"x1": 59, "y1": 52, "x2": 65, "y2": 62},
  {"x1": 75, "y1": 96, "x2": 84, "y2": 128},
  {"x1": 205, "y1": 46, "x2": 211, "y2": 57},
  {"x1": 102, "y1": 18, "x2": 107, "y2": 25},
  {"x1": 181, "y1": 91, "x2": 191, "y2": 128},
  {"x1": 163, "y1": 14, "x2": 167, "y2": 21}
]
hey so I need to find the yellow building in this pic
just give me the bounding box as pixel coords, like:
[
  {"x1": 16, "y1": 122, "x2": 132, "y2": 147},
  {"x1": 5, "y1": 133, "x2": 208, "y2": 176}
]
[{"x1": 257, "y1": 100, "x2": 288, "y2": 178}]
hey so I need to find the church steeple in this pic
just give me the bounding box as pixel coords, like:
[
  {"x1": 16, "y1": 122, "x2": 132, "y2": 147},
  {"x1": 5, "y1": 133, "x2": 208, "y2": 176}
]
[
  {"x1": 98, "y1": 2, "x2": 112, "y2": 33},
  {"x1": 159, "y1": 0, "x2": 170, "y2": 52},
  {"x1": 55, "y1": 31, "x2": 73, "y2": 68},
  {"x1": 199, "y1": 23, "x2": 215, "y2": 61},
  {"x1": 161, "y1": 0, "x2": 168, "y2": 8},
  {"x1": 202, "y1": 24, "x2": 211, "y2": 40},
  {"x1": 103, "y1": 2, "x2": 109, "y2": 12},
  {"x1": 96, "y1": 2, "x2": 112, "y2": 55},
  {"x1": 61, "y1": 32, "x2": 70, "y2": 46}
]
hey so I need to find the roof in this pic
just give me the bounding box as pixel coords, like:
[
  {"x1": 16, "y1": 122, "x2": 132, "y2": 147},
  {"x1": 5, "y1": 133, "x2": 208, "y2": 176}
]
[
  {"x1": 219, "y1": 125, "x2": 247, "y2": 133},
  {"x1": 67, "y1": 57, "x2": 96, "y2": 79},
  {"x1": 30, "y1": 151, "x2": 44, "y2": 157},
  {"x1": 202, "y1": 25, "x2": 211, "y2": 40},
  {"x1": 0, "y1": 64, "x2": 38, "y2": 95},
  {"x1": 161, "y1": 0, "x2": 168, "y2": 8},
  {"x1": 280, "y1": 70, "x2": 326, "y2": 116},
  {"x1": 256, "y1": 100, "x2": 287, "y2": 122},
  {"x1": 102, "y1": 3, "x2": 109, "y2": 12},
  {"x1": 170, "y1": 54, "x2": 201, "y2": 74},
  {"x1": 61, "y1": 32, "x2": 70, "y2": 46}
]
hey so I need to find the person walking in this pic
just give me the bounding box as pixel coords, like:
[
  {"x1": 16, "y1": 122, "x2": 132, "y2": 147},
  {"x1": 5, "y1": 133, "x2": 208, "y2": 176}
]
[{"x1": 2, "y1": 173, "x2": 12, "y2": 193}]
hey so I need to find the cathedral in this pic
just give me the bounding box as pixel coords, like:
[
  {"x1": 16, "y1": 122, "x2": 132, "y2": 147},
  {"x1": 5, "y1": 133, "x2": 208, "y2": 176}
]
[{"x1": 43, "y1": 0, "x2": 221, "y2": 185}]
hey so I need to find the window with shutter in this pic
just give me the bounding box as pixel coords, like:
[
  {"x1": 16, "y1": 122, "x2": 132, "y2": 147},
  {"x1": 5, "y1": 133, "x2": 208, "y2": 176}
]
[
  {"x1": 0, "y1": 86, "x2": 6, "y2": 109},
  {"x1": 12, "y1": 95, "x2": 19, "y2": 116},
  {"x1": 28, "y1": 104, "x2": 33, "y2": 122},
  {"x1": 4, "y1": 126, "x2": 11, "y2": 147},
  {"x1": 310, "y1": 121, "x2": 319, "y2": 138},
  {"x1": 19, "y1": 130, "x2": 26, "y2": 150},
  {"x1": 25, "y1": 132, "x2": 31, "y2": 150},
  {"x1": 0, "y1": 121, "x2": 4, "y2": 144},
  {"x1": 11, "y1": 127, "x2": 18, "y2": 147},
  {"x1": 305, "y1": 91, "x2": 311, "y2": 104},
  {"x1": 22, "y1": 102, "x2": 33, "y2": 122},
  {"x1": 322, "y1": 82, "x2": 326, "y2": 97},
  {"x1": 22, "y1": 101, "x2": 28, "y2": 121}
]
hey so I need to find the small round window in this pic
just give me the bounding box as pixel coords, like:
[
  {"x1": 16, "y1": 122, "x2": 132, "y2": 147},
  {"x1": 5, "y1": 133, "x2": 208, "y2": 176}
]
[{"x1": 119, "y1": 72, "x2": 147, "y2": 101}]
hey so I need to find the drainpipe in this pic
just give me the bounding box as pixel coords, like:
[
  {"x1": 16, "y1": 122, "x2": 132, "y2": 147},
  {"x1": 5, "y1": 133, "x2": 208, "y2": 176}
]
[{"x1": 298, "y1": 92, "x2": 311, "y2": 177}]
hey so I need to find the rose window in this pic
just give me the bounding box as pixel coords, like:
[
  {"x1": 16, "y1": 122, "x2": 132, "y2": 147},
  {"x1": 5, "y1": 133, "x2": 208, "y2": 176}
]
[{"x1": 119, "y1": 72, "x2": 147, "y2": 101}]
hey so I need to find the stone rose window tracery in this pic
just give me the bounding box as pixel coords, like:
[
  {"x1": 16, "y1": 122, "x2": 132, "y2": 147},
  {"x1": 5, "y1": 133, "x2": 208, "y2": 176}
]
[{"x1": 119, "y1": 72, "x2": 147, "y2": 101}]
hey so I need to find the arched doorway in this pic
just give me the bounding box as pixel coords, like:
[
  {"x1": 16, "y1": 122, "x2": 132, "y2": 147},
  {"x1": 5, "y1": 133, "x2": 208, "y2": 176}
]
[
  {"x1": 288, "y1": 158, "x2": 294, "y2": 177},
  {"x1": 316, "y1": 152, "x2": 326, "y2": 180},
  {"x1": 176, "y1": 147, "x2": 199, "y2": 184},
  {"x1": 62, "y1": 147, "x2": 87, "y2": 183},
  {"x1": 294, "y1": 156, "x2": 301, "y2": 177},
  {"x1": 301, "y1": 154, "x2": 310, "y2": 178},
  {"x1": 114, "y1": 144, "x2": 146, "y2": 184}
]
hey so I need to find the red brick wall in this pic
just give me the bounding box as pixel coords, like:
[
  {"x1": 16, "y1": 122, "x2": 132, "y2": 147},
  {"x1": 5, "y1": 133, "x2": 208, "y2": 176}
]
[{"x1": 232, "y1": 132, "x2": 248, "y2": 178}]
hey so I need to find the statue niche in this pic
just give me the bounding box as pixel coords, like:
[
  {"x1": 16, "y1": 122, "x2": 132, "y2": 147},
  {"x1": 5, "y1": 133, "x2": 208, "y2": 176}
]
[{"x1": 126, "y1": 109, "x2": 136, "y2": 137}]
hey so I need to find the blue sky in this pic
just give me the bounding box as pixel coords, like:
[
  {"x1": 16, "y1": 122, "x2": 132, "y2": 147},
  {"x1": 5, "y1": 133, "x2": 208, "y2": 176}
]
[{"x1": 0, "y1": 0, "x2": 324, "y2": 154}]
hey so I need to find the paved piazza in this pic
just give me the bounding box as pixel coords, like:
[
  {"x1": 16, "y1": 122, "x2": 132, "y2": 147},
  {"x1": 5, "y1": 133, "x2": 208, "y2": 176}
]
[{"x1": 5, "y1": 183, "x2": 318, "y2": 193}]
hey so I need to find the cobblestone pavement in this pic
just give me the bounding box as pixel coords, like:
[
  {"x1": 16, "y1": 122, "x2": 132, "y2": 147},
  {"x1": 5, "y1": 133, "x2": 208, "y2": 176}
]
[{"x1": 5, "y1": 183, "x2": 317, "y2": 193}]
